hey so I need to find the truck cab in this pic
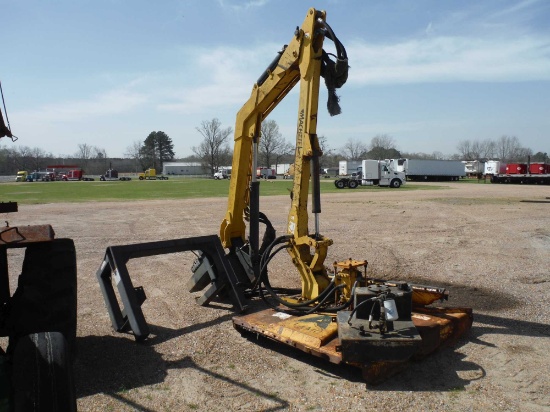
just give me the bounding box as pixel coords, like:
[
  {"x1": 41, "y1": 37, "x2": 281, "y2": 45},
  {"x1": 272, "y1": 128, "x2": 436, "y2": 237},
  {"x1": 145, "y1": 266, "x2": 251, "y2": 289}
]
[
  {"x1": 15, "y1": 171, "x2": 27, "y2": 182},
  {"x1": 214, "y1": 169, "x2": 230, "y2": 180},
  {"x1": 139, "y1": 168, "x2": 156, "y2": 180},
  {"x1": 361, "y1": 159, "x2": 406, "y2": 188}
]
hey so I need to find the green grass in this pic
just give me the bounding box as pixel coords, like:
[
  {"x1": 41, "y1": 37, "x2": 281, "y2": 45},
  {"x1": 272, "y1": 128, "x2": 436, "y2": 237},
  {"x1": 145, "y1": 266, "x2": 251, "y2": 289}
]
[{"x1": 0, "y1": 177, "x2": 448, "y2": 205}]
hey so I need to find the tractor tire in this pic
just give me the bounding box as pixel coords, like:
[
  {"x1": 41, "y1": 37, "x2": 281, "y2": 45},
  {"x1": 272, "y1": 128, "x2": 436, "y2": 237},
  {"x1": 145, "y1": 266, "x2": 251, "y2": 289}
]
[
  {"x1": 348, "y1": 180, "x2": 359, "y2": 189},
  {"x1": 7, "y1": 239, "x2": 78, "y2": 357},
  {"x1": 11, "y1": 332, "x2": 77, "y2": 412},
  {"x1": 390, "y1": 179, "x2": 401, "y2": 188}
]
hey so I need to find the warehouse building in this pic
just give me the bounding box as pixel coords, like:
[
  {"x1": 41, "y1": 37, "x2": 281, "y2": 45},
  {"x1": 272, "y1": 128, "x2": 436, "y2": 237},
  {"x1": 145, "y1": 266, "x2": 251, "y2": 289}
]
[{"x1": 162, "y1": 162, "x2": 206, "y2": 176}]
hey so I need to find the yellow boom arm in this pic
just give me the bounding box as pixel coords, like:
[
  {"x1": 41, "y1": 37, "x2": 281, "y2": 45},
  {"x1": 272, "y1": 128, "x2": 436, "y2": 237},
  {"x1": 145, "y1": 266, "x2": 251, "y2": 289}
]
[{"x1": 219, "y1": 8, "x2": 347, "y2": 300}]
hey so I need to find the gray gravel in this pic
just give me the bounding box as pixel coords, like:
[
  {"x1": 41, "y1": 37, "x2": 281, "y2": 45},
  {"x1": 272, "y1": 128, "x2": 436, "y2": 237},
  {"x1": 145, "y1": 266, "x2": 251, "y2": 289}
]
[{"x1": 3, "y1": 181, "x2": 549, "y2": 411}]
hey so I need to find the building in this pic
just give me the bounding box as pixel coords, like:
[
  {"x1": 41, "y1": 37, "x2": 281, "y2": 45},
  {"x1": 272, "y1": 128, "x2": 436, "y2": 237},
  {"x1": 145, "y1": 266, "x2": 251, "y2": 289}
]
[{"x1": 162, "y1": 162, "x2": 205, "y2": 176}]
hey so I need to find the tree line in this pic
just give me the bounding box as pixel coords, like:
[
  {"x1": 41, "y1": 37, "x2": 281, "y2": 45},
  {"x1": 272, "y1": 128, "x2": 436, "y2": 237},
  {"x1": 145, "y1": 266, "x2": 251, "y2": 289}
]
[{"x1": 1, "y1": 118, "x2": 546, "y2": 176}]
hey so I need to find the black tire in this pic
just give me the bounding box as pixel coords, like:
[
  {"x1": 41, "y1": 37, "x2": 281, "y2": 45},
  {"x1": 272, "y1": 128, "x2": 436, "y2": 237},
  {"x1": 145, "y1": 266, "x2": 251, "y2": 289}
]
[
  {"x1": 348, "y1": 180, "x2": 359, "y2": 189},
  {"x1": 335, "y1": 179, "x2": 346, "y2": 189},
  {"x1": 8, "y1": 239, "x2": 77, "y2": 357},
  {"x1": 11, "y1": 332, "x2": 77, "y2": 412},
  {"x1": 390, "y1": 179, "x2": 401, "y2": 188}
]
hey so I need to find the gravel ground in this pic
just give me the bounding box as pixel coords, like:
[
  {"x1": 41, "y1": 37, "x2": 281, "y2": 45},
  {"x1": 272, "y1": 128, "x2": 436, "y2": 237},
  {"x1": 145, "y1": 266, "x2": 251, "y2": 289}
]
[{"x1": 3, "y1": 181, "x2": 550, "y2": 411}]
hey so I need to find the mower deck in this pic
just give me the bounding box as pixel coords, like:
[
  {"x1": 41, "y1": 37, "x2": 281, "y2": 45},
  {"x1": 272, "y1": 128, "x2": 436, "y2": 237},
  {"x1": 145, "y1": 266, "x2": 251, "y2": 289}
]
[{"x1": 233, "y1": 306, "x2": 473, "y2": 383}]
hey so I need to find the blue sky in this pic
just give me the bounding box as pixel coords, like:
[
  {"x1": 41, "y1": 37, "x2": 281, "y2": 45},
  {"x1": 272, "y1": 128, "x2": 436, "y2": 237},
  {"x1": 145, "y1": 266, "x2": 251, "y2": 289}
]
[{"x1": 2, "y1": 0, "x2": 549, "y2": 158}]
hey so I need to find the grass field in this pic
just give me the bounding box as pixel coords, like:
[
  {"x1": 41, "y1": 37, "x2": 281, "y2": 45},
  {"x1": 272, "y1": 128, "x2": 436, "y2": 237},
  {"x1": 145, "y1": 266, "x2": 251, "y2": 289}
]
[{"x1": 0, "y1": 177, "x2": 449, "y2": 204}]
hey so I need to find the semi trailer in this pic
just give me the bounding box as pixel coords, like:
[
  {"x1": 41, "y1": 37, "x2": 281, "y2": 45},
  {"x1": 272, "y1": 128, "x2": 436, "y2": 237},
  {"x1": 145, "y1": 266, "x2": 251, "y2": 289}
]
[
  {"x1": 491, "y1": 162, "x2": 550, "y2": 185},
  {"x1": 395, "y1": 159, "x2": 465, "y2": 181}
]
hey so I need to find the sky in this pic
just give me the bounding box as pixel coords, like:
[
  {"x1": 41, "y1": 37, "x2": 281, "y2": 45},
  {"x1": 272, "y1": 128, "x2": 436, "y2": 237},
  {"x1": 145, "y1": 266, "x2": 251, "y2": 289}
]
[{"x1": 2, "y1": 0, "x2": 550, "y2": 159}]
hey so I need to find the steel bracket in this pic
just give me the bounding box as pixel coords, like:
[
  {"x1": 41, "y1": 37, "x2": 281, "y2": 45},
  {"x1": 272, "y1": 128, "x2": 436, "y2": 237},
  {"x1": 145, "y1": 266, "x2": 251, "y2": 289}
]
[{"x1": 96, "y1": 235, "x2": 248, "y2": 341}]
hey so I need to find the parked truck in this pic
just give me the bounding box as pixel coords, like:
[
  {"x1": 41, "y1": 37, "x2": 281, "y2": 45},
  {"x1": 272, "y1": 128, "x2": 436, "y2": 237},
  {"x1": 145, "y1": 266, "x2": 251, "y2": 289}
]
[
  {"x1": 138, "y1": 168, "x2": 168, "y2": 180},
  {"x1": 491, "y1": 161, "x2": 550, "y2": 185},
  {"x1": 361, "y1": 159, "x2": 406, "y2": 188},
  {"x1": 15, "y1": 171, "x2": 27, "y2": 182},
  {"x1": 396, "y1": 158, "x2": 465, "y2": 181},
  {"x1": 100, "y1": 169, "x2": 132, "y2": 181},
  {"x1": 213, "y1": 168, "x2": 230, "y2": 179},
  {"x1": 61, "y1": 169, "x2": 95, "y2": 181},
  {"x1": 334, "y1": 159, "x2": 406, "y2": 189},
  {"x1": 257, "y1": 167, "x2": 276, "y2": 179}
]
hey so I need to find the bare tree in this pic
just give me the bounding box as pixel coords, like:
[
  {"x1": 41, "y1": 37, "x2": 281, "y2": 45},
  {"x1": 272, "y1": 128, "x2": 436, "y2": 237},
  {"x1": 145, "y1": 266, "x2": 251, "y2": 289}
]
[
  {"x1": 193, "y1": 118, "x2": 233, "y2": 175},
  {"x1": 480, "y1": 140, "x2": 496, "y2": 159},
  {"x1": 125, "y1": 140, "x2": 144, "y2": 172},
  {"x1": 92, "y1": 146, "x2": 107, "y2": 159},
  {"x1": 259, "y1": 120, "x2": 290, "y2": 168},
  {"x1": 367, "y1": 134, "x2": 399, "y2": 160},
  {"x1": 369, "y1": 134, "x2": 396, "y2": 151},
  {"x1": 496, "y1": 135, "x2": 522, "y2": 162},
  {"x1": 341, "y1": 138, "x2": 367, "y2": 160},
  {"x1": 457, "y1": 140, "x2": 473, "y2": 159},
  {"x1": 12, "y1": 146, "x2": 33, "y2": 171},
  {"x1": 29, "y1": 147, "x2": 50, "y2": 171},
  {"x1": 75, "y1": 143, "x2": 93, "y2": 169},
  {"x1": 458, "y1": 139, "x2": 498, "y2": 160}
]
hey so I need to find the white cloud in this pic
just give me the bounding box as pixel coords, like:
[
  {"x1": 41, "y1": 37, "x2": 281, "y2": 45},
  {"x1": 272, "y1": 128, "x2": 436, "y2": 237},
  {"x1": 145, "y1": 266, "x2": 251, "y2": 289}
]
[
  {"x1": 217, "y1": 0, "x2": 270, "y2": 11},
  {"x1": 17, "y1": 88, "x2": 148, "y2": 123},
  {"x1": 157, "y1": 45, "x2": 278, "y2": 113},
  {"x1": 348, "y1": 34, "x2": 550, "y2": 85}
]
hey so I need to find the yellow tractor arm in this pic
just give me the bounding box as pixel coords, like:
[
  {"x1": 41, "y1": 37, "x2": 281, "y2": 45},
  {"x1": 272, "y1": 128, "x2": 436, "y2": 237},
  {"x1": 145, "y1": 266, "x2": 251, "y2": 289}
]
[{"x1": 219, "y1": 8, "x2": 348, "y2": 300}]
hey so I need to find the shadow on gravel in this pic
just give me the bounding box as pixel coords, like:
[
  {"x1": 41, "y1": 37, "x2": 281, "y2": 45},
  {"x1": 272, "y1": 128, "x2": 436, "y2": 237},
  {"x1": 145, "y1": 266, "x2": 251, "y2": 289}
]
[
  {"x1": 73, "y1": 312, "x2": 290, "y2": 411},
  {"x1": 73, "y1": 334, "x2": 165, "y2": 409},
  {"x1": 239, "y1": 327, "x2": 485, "y2": 392},
  {"x1": 380, "y1": 275, "x2": 522, "y2": 311},
  {"x1": 472, "y1": 313, "x2": 550, "y2": 339},
  {"x1": 74, "y1": 334, "x2": 290, "y2": 411},
  {"x1": 73, "y1": 313, "x2": 234, "y2": 398},
  {"x1": 166, "y1": 356, "x2": 290, "y2": 411}
]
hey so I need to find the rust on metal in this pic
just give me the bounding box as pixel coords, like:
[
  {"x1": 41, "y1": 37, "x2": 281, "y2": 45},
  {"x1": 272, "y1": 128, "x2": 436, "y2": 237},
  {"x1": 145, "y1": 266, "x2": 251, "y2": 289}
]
[
  {"x1": 233, "y1": 305, "x2": 473, "y2": 383},
  {"x1": 410, "y1": 285, "x2": 449, "y2": 306},
  {"x1": 233, "y1": 309, "x2": 343, "y2": 364},
  {"x1": 0, "y1": 225, "x2": 55, "y2": 246}
]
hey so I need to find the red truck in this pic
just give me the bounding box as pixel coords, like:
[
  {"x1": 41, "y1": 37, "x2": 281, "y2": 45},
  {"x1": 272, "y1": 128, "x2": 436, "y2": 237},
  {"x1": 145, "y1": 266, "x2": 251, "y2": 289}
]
[{"x1": 45, "y1": 165, "x2": 94, "y2": 181}]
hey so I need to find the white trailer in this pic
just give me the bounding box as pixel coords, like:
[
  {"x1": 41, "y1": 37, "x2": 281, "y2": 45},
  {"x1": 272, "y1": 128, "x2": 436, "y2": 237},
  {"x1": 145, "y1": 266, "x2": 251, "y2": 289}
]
[
  {"x1": 338, "y1": 160, "x2": 361, "y2": 176},
  {"x1": 273, "y1": 163, "x2": 292, "y2": 176},
  {"x1": 398, "y1": 159, "x2": 465, "y2": 181},
  {"x1": 464, "y1": 160, "x2": 485, "y2": 177},
  {"x1": 484, "y1": 160, "x2": 506, "y2": 176}
]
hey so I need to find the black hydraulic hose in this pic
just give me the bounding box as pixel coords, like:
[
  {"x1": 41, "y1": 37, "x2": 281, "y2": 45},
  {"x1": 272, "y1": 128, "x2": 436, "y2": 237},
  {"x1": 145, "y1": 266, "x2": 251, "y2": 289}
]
[
  {"x1": 258, "y1": 281, "x2": 342, "y2": 316},
  {"x1": 255, "y1": 230, "x2": 346, "y2": 311},
  {"x1": 347, "y1": 296, "x2": 378, "y2": 325},
  {"x1": 262, "y1": 274, "x2": 338, "y2": 309},
  {"x1": 322, "y1": 20, "x2": 347, "y2": 61},
  {"x1": 249, "y1": 243, "x2": 288, "y2": 291},
  {"x1": 254, "y1": 234, "x2": 292, "y2": 289},
  {"x1": 259, "y1": 243, "x2": 339, "y2": 307}
]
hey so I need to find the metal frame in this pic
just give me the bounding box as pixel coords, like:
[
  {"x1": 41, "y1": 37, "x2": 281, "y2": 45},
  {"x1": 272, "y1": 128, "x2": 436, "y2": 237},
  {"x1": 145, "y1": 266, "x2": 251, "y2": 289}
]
[{"x1": 96, "y1": 235, "x2": 248, "y2": 341}]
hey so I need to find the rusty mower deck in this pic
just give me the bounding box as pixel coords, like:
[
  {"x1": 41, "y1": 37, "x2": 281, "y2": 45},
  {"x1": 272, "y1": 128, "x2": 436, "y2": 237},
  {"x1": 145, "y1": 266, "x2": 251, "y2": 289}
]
[{"x1": 233, "y1": 305, "x2": 472, "y2": 383}]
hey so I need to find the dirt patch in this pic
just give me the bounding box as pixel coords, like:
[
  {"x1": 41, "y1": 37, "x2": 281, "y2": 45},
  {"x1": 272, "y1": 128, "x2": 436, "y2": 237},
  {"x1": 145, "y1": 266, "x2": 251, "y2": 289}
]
[{"x1": 4, "y1": 182, "x2": 550, "y2": 411}]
